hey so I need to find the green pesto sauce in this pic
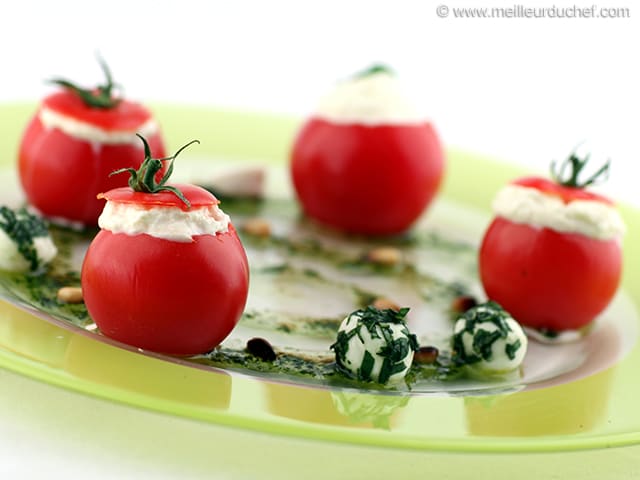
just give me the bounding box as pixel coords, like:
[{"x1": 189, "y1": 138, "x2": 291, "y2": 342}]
[
  {"x1": 241, "y1": 309, "x2": 342, "y2": 339},
  {"x1": 196, "y1": 346, "x2": 462, "y2": 392}
]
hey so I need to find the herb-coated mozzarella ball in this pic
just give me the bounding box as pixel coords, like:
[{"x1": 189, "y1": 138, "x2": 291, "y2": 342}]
[
  {"x1": 0, "y1": 206, "x2": 57, "y2": 272},
  {"x1": 331, "y1": 307, "x2": 418, "y2": 384},
  {"x1": 452, "y1": 302, "x2": 527, "y2": 373}
]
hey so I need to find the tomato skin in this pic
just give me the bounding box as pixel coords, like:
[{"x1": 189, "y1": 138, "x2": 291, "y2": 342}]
[
  {"x1": 513, "y1": 177, "x2": 613, "y2": 205},
  {"x1": 81, "y1": 225, "x2": 249, "y2": 356},
  {"x1": 479, "y1": 217, "x2": 622, "y2": 331},
  {"x1": 101, "y1": 184, "x2": 218, "y2": 209},
  {"x1": 18, "y1": 91, "x2": 165, "y2": 226},
  {"x1": 41, "y1": 91, "x2": 154, "y2": 131},
  {"x1": 290, "y1": 118, "x2": 444, "y2": 235}
]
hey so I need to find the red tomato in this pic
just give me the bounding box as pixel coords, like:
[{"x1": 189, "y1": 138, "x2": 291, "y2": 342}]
[
  {"x1": 100, "y1": 183, "x2": 218, "y2": 209},
  {"x1": 81, "y1": 184, "x2": 250, "y2": 355},
  {"x1": 290, "y1": 118, "x2": 444, "y2": 235},
  {"x1": 19, "y1": 90, "x2": 165, "y2": 226},
  {"x1": 513, "y1": 177, "x2": 614, "y2": 205},
  {"x1": 479, "y1": 172, "x2": 623, "y2": 332}
]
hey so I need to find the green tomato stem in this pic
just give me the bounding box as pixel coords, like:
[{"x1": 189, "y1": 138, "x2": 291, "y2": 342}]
[
  {"x1": 48, "y1": 55, "x2": 121, "y2": 109},
  {"x1": 110, "y1": 134, "x2": 199, "y2": 208},
  {"x1": 550, "y1": 149, "x2": 611, "y2": 188},
  {"x1": 354, "y1": 64, "x2": 395, "y2": 78}
]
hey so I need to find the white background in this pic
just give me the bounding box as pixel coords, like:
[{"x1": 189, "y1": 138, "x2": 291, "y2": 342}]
[
  {"x1": 1, "y1": 1, "x2": 639, "y2": 478},
  {"x1": 1, "y1": 0, "x2": 638, "y2": 204}
]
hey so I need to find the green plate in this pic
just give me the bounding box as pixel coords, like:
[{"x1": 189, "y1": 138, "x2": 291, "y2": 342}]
[{"x1": 2, "y1": 104, "x2": 640, "y2": 477}]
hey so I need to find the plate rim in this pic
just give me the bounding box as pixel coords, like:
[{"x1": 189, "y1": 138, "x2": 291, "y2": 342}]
[{"x1": 1, "y1": 103, "x2": 640, "y2": 453}]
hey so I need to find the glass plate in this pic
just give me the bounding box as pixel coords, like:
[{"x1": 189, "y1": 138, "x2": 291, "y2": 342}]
[{"x1": 1, "y1": 104, "x2": 640, "y2": 457}]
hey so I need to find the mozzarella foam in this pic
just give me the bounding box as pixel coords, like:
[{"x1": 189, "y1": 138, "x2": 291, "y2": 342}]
[
  {"x1": 39, "y1": 106, "x2": 158, "y2": 145},
  {"x1": 493, "y1": 184, "x2": 626, "y2": 240},
  {"x1": 0, "y1": 231, "x2": 57, "y2": 272},
  {"x1": 98, "y1": 201, "x2": 230, "y2": 242},
  {"x1": 315, "y1": 71, "x2": 424, "y2": 125}
]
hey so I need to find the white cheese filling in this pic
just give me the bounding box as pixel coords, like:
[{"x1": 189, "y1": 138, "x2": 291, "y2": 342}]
[
  {"x1": 39, "y1": 106, "x2": 158, "y2": 145},
  {"x1": 315, "y1": 71, "x2": 425, "y2": 125},
  {"x1": 454, "y1": 312, "x2": 528, "y2": 373},
  {"x1": 493, "y1": 184, "x2": 626, "y2": 241},
  {"x1": 336, "y1": 312, "x2": 415, "y2": 383},
  {"x1": 98, "y1": 201, "x2": 230, "y2": 242},
  {"x1": 0, "y1": 232, "x2": 57, "y2": 272}
]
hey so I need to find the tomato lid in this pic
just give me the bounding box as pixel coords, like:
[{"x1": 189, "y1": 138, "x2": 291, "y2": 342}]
[
  {"x1": 99, "y1": 184, "x2": 219, "y2": 210},
  {"x1": 513, "y1": 177, "x2": 614, "y2": 206},
  {"x1": 42, "y1": 90, "x2": 153, "y2": 131}
]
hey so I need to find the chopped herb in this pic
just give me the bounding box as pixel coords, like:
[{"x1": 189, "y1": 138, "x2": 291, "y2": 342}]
[
  {"x1": 505, "y1": 339, "x2": 522, "y2": 361},
  {"x1": 359, "y1": 351, "x2": 375, "y2": 381},
  {"x1": 332, "y1": 330, "x2": 350, "y2": 364},
  {"x1": 379, "y1": 355, "x2": 412, "y2": 384},
  {"x1": 473, "y1": 329, "x2": 502, "y2": 361}
]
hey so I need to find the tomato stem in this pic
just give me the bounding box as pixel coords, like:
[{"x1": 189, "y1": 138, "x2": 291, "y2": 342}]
[
  {"x1": 110, "y1": 134, "x2": 199, "y2": 208},
  {"x1": 48, "y1": 54, "x2": 121, "y2": 109},
  {"x1": 550, "y1": 149, "x2": 610, "y2": 189},
  {"x1": 354, "y1": 64, "x2": 394, "y2": 78}
]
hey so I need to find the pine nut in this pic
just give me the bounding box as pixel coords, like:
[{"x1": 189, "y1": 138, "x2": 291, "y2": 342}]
[
  {"x1": 57, "y1": 287, "x2": 83, "y2": 304},
  {"x1": 366, "y1": 246, "x2": 402, "y2": 266},
  {"x1": 372, "y1": 298, "x2": 401, "y2": 311},
  {"x1": 242, "y1": 218, "x2": 271, "y2": 238}
]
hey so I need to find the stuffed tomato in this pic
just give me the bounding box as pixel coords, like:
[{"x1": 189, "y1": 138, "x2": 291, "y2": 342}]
[
  {"x1": 479, "y1": 153, "x2": 625, "y2": 332},
  {"x1": 19, "y1": 58, "x2": 165, "y2": 227},
  {"x1": 291, "y1": 66, "x2": 444, "y2": 235},
  {"x1": 81, "y1": 137, "x2": 249, "y2": 355}
]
